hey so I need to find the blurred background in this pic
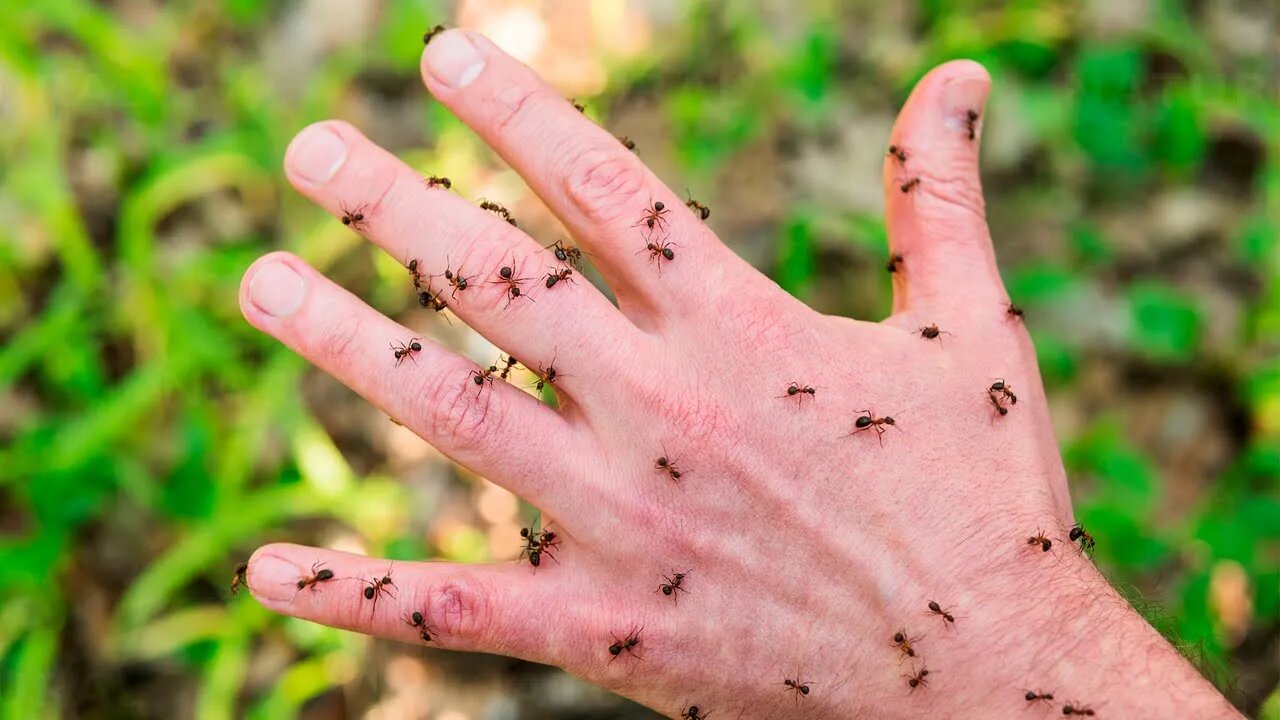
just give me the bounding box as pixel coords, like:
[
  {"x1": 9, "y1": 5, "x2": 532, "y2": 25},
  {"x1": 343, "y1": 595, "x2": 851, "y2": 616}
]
[{"x1": 1, "y1": 0, "x2": 1278, "y2": 718}]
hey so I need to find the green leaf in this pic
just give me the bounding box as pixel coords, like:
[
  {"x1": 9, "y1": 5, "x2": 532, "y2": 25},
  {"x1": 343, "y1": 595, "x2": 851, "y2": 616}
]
[{"x1": 1126, "y1": 282, "x2": 1203, "y2": 362}]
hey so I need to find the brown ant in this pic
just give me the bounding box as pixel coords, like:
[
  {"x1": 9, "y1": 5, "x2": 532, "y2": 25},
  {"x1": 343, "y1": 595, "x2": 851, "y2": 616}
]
[
  {"x1": 468, "y1": 361, "x2": 499, "y2": 395},
  {"x1": 424, "y1": 174, "x2": 452, "y2": 189},
  {"x1": 634, "y1": 200, "x2": 670, "y2": 235},
  {"x1": 900, "y1": 178, "x2": 921, "y2": 194},
  {"x1": 887, "y1": 144, "x2": 908, "y2": 164},
  {"x1": 918, "y1": 323, "x2": 952, "y2": 345},
  {"x1": 657, "y1": 570, "x2": 690, "y2": 602},
  {"x1": 681, "y1": 706, "x2": 709, "y2": 720},
  {"x1": 519, "y1": 523, "x2": 560, "y2": 568},
  {"x1": 1069, "y1": 523, "x2": 1096, "y2": 554},
  {"x1": 546, "y1": 239, "x2": 587, "y2": 269},
  {"x1": 491, "y1": 254, "x2": 533, "y2": 309},
  {"x1": 607, "y1": 625, "x2": 643, "y2": 663},
  {"x1": 1006, "y1": 302, "x2": 1025, "y2": 320},
  {"x1": 778, "y1": 382, "x2": 816, "y2": 405},
  {"x1": 847, "y1": 410, "x2": 898, "y2": 446},
  {"x1": 339, "y1": 201, "x2": 368, "y2": 230},
  {"x1": 1062, "y1": 702, "x2": 1096, "y2": 716},
  {"x1": 783, "y1": 677, "x2": 813, "y2": 701},
  {"x1": 685, "y1": 194, "x2": 711, "y2": 220},
  {"x1": 478, "y1": 199, "x2": 517, "y2": 226},
  {"x1": 403, "y1": 610, "x2": 437, "y2": 642},
  {"x1": 438, "y1": 257, "x2": 474, "y2": 299},
  {"x1": 533, "y1": 355, "x2": 563, "y2": 392},
  {"x1": 638, "y1": 236, "x2": 677, "y2": 273},
  {"x1": 418, "y1": 287, "x2": 449, "y2": 314},
  {"x1": 887, "y1": 253, "x2": 904, "y2": 273},
  {"x1": 407, "y1": 257, "x2": 426, "y2": 290},
  {"x1": 892, "y1": 629, "x2": 922, "y2": 658},
  {"x1": 498, "y1": 355, "x2": 519, "y2": 381},
  {"x1": 361, "y1": 565, "x2": 396, "y2": 617},
  {"x1": 544, "y1": 267, "x2": 575, "y2": 289},
  {"x1": 1024, "y1": 690, "x2": 1055, "y2": 705},
  {"x1": 571, "y1": 99, "x2": 586, "y2": 113},
  {"x1": 422, "y1": 24, "x2": 445, "y2": 45},
  {"x1": 1027, "y1": 530, "x2": 1053, "y2": 553},
  {"x1": 391, "y1": 338, "x2": 423, "y2": 366},
  {"x1": 655, "y1": 453, "x2": 683, "y2": 481},
  {"x1": 296, "y1": 561, "x2": 335, "y2": 591},
  {"x1": 902, "y1": 665, "x2": 931, "y2": 692},
  {"x1": 989, "y1": 379, "x2": 1017, "y2": 405},
  {"x1": 617, "y1": 135, "x2": 637, "y2": 151},
  {"x1": 988, "y1": 390, "x2": 1009, "y2": 417},
  {"x1": 927, "y1": 600, "x2": 956, "y2": 627},
  {"x1": 231, "y1": 562, "x2": 248, "y2": 596},
  {"x1": 965, "y1": 109, "x2": 980, "y2": 140}
]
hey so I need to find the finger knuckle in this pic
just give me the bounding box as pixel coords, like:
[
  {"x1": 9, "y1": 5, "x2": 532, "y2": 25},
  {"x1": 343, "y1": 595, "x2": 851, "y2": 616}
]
[
  {"x1": 560, "y1": 143, "x2": 647, "y2": 225},
  {"x1": 415, "y1": 365, "x2": 505, "y2": 457},
  {"x1": 313, "y1": 312, "x2": 364, "y2": 364},
  {"x1": 428, "y1": 576, "x2": 497, "y2": 648},
  {"x1": 488, "y1": 83, "x2": 548, "y2": 137}
]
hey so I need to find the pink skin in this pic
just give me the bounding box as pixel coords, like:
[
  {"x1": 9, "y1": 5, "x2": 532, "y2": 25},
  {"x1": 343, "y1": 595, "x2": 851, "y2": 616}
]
[{"x1": 239, "y1": 30, "x2": 1241, "y2": 720}]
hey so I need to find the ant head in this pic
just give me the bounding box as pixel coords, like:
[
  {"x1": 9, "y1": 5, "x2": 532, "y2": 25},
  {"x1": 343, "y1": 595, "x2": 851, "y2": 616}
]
[{"x1": 883, "y1": 416, "x2": 896, "y2": 425}]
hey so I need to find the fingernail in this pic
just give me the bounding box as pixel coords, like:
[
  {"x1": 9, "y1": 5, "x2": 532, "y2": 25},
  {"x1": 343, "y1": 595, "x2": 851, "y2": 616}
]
[
  {"x1": 249, "y1": 262, "x2": 304, "y2": 318},
  {"x1": 424, "y1": 30, "x2": 486, "y2": 89},
  {"x1": 940, "y1": 78, "x2": 990, "y2": 139},
  {"x1": 248, "y1": 554, "x2": 302, "y2": 604},
  {"x1": 286, "y1": 126, "x2": 347, "y2": 184}
]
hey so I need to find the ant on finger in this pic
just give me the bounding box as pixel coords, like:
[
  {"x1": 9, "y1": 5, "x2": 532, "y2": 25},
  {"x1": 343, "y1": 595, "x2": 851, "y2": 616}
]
[
  {"x1": 988, "y1": 390, "x2": 1010, "y2": 417},
  {"x1": 406, "y1": 257, "x2": 426, "y2": 290},
  {"x1": 892, "y1": 629, "x2": 922, "y2": 658},
  {"x1": 888, "y1": 145, "x2": 908, "y2": 164},
  {"x1": 339, "y1": 202, "x2": 368, "y2": 231},
  {"x1": 607, "y1": 625, "x2": 643, "y2": 663},
  {"x1": 544, "y1": 267, "x2": 575, "y2": 289},
  {"x1": 231, "y1": 562, "x2": 248, "y2": 596},
  {"x1": 570, "y1": 99, "x2": 587, "y2": 113},
  {"x1": 361, "y1": 565, "x2": 396, "y2": 617},
  {"x1": 989, "y1": 379, "x2": 1017, "y2": 405},
  {"x1": 479, "y1": 199, "x2": 517, "y2": 226},
  {"x1": 533, "y1": 355, "x2": 564, "y2": 392},
  {"x1": 902, "y1": 665, "x2": 931, "y2": 692},
  {"x1": 1006, "y1": 302, "x2": 1025, "y2": 321},
  {"x1": 391, "y1": 338, "x2": 423, "y2": 366},
  {"x1": 519, "y1": 521, "x2": 560, "y2": 568},
  {"x1": 296, "y1": 561, "x2": 335, "y2": 591},
  {"x1": 422, "y1": 24, "x2": 445, "y2": 45},
  {"x1": 419, "y1": 287, "x2": 449, "y2": 314},
  {"x1": 918, "y1": 323, "x2": 952, "y2": 345},
  {"x1": 634, "y1": 200, "x2": 670, "y2": 236},
  {"x1": 403, "y1": 610, "x2": 437, "y2": 642},
  {"x1": 655, "y1": 453, "x2": 684, "y2": 482},
  {"x1": 498, "y1": 355, "x2": 519, "y2": 381},
  {"x1": 900, "y1": 178, "x2": 921, "y2": 194},
  {"x1": 927, "y1": 600, "x2": 956, "y2": 627},
  {"x1": 546, "y1": 239, "x2": 586, "y2": 269},
  {"x1": 783, "y1": 677, "x2": 813, "y2": 702},
  {"x1": 1024, "y1": 690, "x2": 1055, "y2": 705},
  {"x1": 965, "y1": 109, "x2": 980, "y2": 140},
  {"x1": 492, "y1": 254, "x2": 534, "y2": 309},
  {"x1": 638, "y1": 236, "x2": 677, "y2": 273},
  {"x1": 657, "y1": 570, "x2": 691, "y2": 602},
  {"x1": 436, "y1": 257, "x2": 474, "y2": 300},
  {"x1": 423, "y1": 174, "x2": 452, "y2": 189},
  {"x1": 685, "y1": 194, "x2": 711, "y2": 221},
  {"x1": 617, "y1": 135, "x2": 637, "y2": 151},
  {"x1": 1069, "y1": 523, "x2": 1096, "y2": 554},
  {"x1": 468, "y1": 361, "x2": 499, "y2": 395},
  {"x1": 887, "y1": 253, "x2": 904, "y2": 273},
  {"x1": 681, "y1": 705, "x2": 710, "y2": 720},
  {"x1": 1062, "y1": 702, "x2": 1096, "y2": 716},
  {"x1": 1027, "y1": 530, "x2": 1053, "y2": 553},
  {"x1": 778, "y1": 382, "x2": 816, "y2": 405},
  {"x1": 846, "y1": 410, "x2": 898, "y2": 446}
]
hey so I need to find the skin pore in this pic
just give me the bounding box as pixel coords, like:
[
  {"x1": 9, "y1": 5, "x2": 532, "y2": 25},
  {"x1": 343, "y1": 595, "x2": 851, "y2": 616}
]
[{"x1": 238, "y1": 29, "x2": 1243, "y2": 719}]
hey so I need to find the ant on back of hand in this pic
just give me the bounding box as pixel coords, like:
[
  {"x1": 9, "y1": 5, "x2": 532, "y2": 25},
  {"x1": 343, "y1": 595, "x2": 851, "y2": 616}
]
[
  {"x1": 1069, "y1": 523, "x2": 1096, "y2": 554},
  {"x1": 1062, "y1": 701, "x2": 1096, "y2": 716},
  {"x1": 607, "y1": 625, "x2": 643, "y2": 663},
  {"x1": 892, "y1": 629, "x2": 922, "y2": 659},
  {"x1": 783, "y1": 677, "x2": 813, "y2": 702},
  {"x1": 657, "y1": 570, "x2": 691, "y2": 602},
  {"x1": 655, "y1": 453, "x2": 684, "y2": 482},
  {"x1": 927, "y1": 600, "x2": 956, "y2": 627},
  {"x1": 231, "y1": 562, "x2": 248, "y2": 596},
  {"x1": 778, "y1": 382, "x2": 817, "y2": 405},
  {"x1": 403, "y1": 610, "x2": 437, "y2": 642},
  {"x1": 681, "y1": 705, "x2": 709, "y2": 720},
  {"x1": 339, "y1": 201, "x2": 368, "y2": 231},
  {"x1": 392, "y1": 338, "x2": 423, "y2": 366},
  {"x1": 296, "y1": 561, "x2": 335, "y2": 591},
  {"x1": 846, "y1": 410, "x2": 898, "y2": 446},
  {"x1": 519, "y1": 524, "x2": 560, "y2": 568},
  {"x1": 1027, "y1": 530, "x2": 1053, "y2": 553},
  {"x1": 918, "y1": 323, "x2": 952, "y2": 345},
  {"x1": 1024, "y1": 690, "x2": 1055, "y2": 705},
  {"x1": 902, "y1": 665, "x2": 931, "y2": 692},
  {"x1": 990, "y1": 379, "x2": 1017, "y2": 405}
]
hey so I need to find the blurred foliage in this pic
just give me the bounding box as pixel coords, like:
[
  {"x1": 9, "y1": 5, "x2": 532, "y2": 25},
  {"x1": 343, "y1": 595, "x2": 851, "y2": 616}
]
[{"x1": 0, "y1": 0, "x2": 1277, "y2": 718}]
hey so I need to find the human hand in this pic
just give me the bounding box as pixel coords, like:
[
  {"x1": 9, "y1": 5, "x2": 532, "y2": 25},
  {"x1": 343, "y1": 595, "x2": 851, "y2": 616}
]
[{"x1": 238, "y1": 30, "x2": 1240, "y2": 719}]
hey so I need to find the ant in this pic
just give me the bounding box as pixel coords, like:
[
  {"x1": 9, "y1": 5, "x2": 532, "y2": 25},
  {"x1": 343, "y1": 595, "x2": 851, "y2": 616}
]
[
  {"x1": 778, "y1": 382, "x2": 816, "y2": 405},
  {"x1": 1027, "y1": 530, "x2": 1053, "y2": 553},
  {"x1": 617, "y1": 135, "x2": 637, "y2": 151},
  {"x1": 1006, "y1": 302, "x2": 1025, "y2": 320},
  {"x1": 902, "y1": 666, "x2": 931, "y2": 692},
  {"x1": 479, "y1": 199, "x2": 517, "y2": 226},
  {"x1": 403, "y1": 610, "x2": 437, "y2": 642},
  {"x1": 681, "y1": 706, "x2": 709, "y2": 720},
  {"x1": 361, "y1": 565, "x2": 396, "y2": 616},
  {"x1": 422, "y1": 24, "x2": 445, "y2": 45},
  {"x1": 1069, "y1": 523, "x2": 1096, "y2": 554},
  {"x1": 468, "y1": 361, "x2": 499, "y2": 395},
  {"x1": 231, "y1": 562, "x2": 248, "y2": 596},
  {"x1": 887, "y1": 253, "x2": 904, "y2": 273},
  {"x1": 438, "y1": 257, "x2": 474, "y2": 299},
  {"x1": 655, "y1": 453, "x2": 683, "y2": 481},
  {"x1": 391, "y1": 338, "x2": 423, "y2": 366},
  {"x1": 918, "y1": 323, "x2": 952, "y2": 345},
  {"x1": 965, "y1": 109, "x2": 980, "y2": 140},
  {"x1": 783, "y1": 677, "x2": 812, "y2": 702},
  {"x1": 634, "y1": 200, "x2": 670, "y2": 235},
  {"x1": 1062, "y1": 702, "x2": 1096, "y2": 716},
  {"x1": 847, "y1": 410, "x2": 898, "y2": 446},
  {"x1": 657, "y1": 570, "x2": 691, "y2": 602},
  {"x1": 892, "y1": 629, "x2": 922, "y2": 658},
  {"x1": 423, "y1": 174, "x2": 452, "y2": 189},
  {"x1": 988, "y1": 390, "x2": 1010, "y2": 417},
  {"x1": 544, "y1": 267, "x2": 575, "y2": 289},
  {"x1": 498, "y1": 355, "x2": 519, "y2": 381},
  {"x1": 407, "y1": 257, "x2": 426, "y2": 290},
  {"x1": 546, "y1": 239, "x2": 586, "y2": 268},
  {"x1": 491, "y1": 254, "x2": 533, "y2": 309},
  {"x1": 1024, "y1": 690, "x2": 1055, "y2": 705},
  {"x1": 296, "y1": 561, "x2": 335, "y2": 591},
  {"x1": 519, "y1": 524, "x2": 560, "y2": 568},
  {"x1": 887, "y1": 144, "x2": 908, "y2": 164},
  {"x1": 339, "y1": 201, "x2": 368, "y2": 231},
  {"x1": 419, "y1": 287, "x2": 449, "y2": 314},
  {"x1": 927, "y1": 600, "x2": 956, "y2": 627},
  {"x1": 533, "y1": 355, "x2": 563, "y2": 392},
  {"x1": 571, "y1": 99, "x2": 586, "y2": 113},
  {"x1": 900, "y1": 177, "x2": 921, "y2": 194},
  {"x1": 685, "y1": 194, "x2": 711, "y2": 220},
  {"x1": 639, "y1": 236, "x2": 677, "y2": 273},
  {"x1": 607, "y1": 625, "x2": 643, "y2": 663},
  {"x1": 989, "y1": 379, "x2": 1017, "y2": 405}
]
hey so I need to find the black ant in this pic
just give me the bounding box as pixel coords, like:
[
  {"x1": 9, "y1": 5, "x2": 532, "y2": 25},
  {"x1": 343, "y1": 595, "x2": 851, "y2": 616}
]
[
  {"x1": 571, "y1": 99, "x2": 586, "y2": 113},
  {"x1": 391, "y1": 338, "x2": 423, "y2": 366},
  {"x1": 1069, "y1": 523, "x2": 1096, "y2": 554},
  {"x1": 927, "y1": 600, "x2": 956, "y2": 627},
  {"x1": 902, "y1": 665, "x2": 931, "y2": 692},
  {"x1": 988, "y1": 390, "x2": 1009, "y2": 417},
  {"x1": 498, "y1": 355, "x2": 519, "y2": 381},
  {"x1": 544, "y1": 267, "x2": 575, "y2": 289},
  {"x1": 965, "y1": 109, "x2": 980, "y2": 140},
  {"x1": 1062, "y1": 702, "x2": 1096, "y2": 716},
  {"x1": 657, "y1": 570, "x2": 690, "y2": 602},
  {"x1": 546, "y1": 239, "x2": 586, "y2": 268},
  {"x1": 1027, "y1": 530, "x2": 1053, "y2": 553},
  {"x1": 519, "y1": 524, "x2": 560, "y2": 568},
  {"x1": 296, "y1": 561, "x2": 335, "y2": 591},
  {"x1": 468, "y1": 361, "x2": 499, "y2": 395},
  {"x1": 491, "y1": 254, "x2": 533, "y2": 309},
  {"x1": 403, "y1": 610, "x2": 437, "y2": 642},
  {"x1": 418, "y1": 287, "x2": 449, "y2": 314},
  {"x1": 339, "y1": 202, "x2": 368, "y2": 230},
  {"x1": 1007, "y1": 302, "x2": 1025, "y2": 320},
  {"x1": 607, "y1": 625, "x2": 643, "y2": 663},
  {"x1": 638, "y1": 236, "x2": 677, "y2": 272},
  {"x1": 989, "y1": 379, "x2": 1017, "y2": 405},
  {"x1": 847, "y1": 410, "x2": 898, "y2": 446},
  {"x1": 634, "y1": 200, "x2": 670, "y2": 235},
  {"x1": 778, "y1": 382, "x2": 816, "y2": 405},
  {"x1": 361, "y1": 566, "x2": 396, "y2": 617},
  {"x1": 900, "y1": 178, "x2": 921, "y2": 194},
  {"x1": 231, "y1": 562, "x2": 248, "y2": 596},
  {"x1": 887, "y1": 144, "x2": 908, "y2": 164},
  {"x1": 685, "y1": 195, "x2": 711, "y2": 220},
  {"x1": 783, "y1": 677, "x2": 812, "y2": 701},
  {"x1": 438, "y1": 257, "x2": 474, "y2": 299},
  {"x1": 892, "y1": 629, "x2": 922, "y2": 658},
  {"x1": 655, "y1": 453, "x2": 683, "y2": 481},
  {"x1": 479, "y1": 199, "x2": 517, "y2": 226},
  {"x1": 617, "y1": 135, "x2": 637, "y2": 151},
  {"x1": 424, "y1": 174, "x2": 452, "y2": 189},
  {"x1": 407, "y1": 257, "x2": 426, "y2": 289},
  {"x1": 422, "y1": 24, "x2": 445, "y2": 45},
  {"x1": 887, "y1": 253, "x2": 904, "y2": 273},
  {"x1": 918, "y1": 323, "x2": 951, "y2": 345},
  {"x1": 1024, "y1": 690, "x2": 1055, "y2": 705},
  {"x1": 681, "y1": 705, "x2": 709, "y2": 720},
  {"x1": 533, "y1": 355, "x2": 563, "y2": 392}
]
